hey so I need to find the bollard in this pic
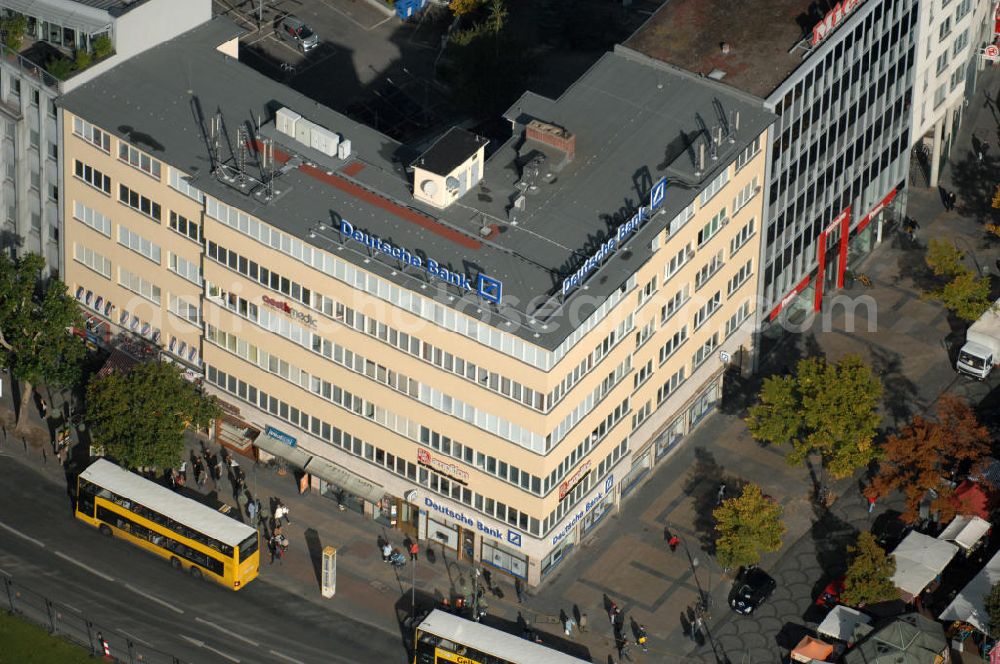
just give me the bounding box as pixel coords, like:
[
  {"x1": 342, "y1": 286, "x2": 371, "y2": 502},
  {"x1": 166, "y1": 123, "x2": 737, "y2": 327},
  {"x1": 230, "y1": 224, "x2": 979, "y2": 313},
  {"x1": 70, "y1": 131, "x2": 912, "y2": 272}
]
[{"x1": 97, "y1": 631, "x2": 111, "y2": 660}]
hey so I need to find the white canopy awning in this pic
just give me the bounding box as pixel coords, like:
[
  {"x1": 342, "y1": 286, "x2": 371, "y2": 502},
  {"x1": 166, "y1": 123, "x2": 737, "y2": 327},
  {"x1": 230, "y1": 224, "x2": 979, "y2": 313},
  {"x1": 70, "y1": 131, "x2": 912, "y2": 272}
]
[
  {"x1": 891, "y1": 531, "x2": 959, "y2": 598},
  {"x1": 938, "y1": 549, "x2": 1000, "y2": 633},
  {"x1": 817, "y1": 605, "x2": 873, "y2": 643},
  {"x1": 938, "y1": 515, "x2": 991, "y2": 552}
]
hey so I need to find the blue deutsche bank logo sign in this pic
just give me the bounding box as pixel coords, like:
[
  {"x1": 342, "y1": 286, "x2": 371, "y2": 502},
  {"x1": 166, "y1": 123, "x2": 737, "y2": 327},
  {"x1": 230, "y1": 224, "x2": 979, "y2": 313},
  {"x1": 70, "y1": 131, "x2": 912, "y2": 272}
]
[
  {"x1": 604, "y1": 474, "x2": 614, "y2": 493},
  {"x1": 650, "y1": 177, "x2": 667, "y2": 210},
  {"x1": 477, "y1": 274, "x2": 502, "y2": 304},
  {"x1": 507, "y1": 530, "x2": 522, "y2": 547}
]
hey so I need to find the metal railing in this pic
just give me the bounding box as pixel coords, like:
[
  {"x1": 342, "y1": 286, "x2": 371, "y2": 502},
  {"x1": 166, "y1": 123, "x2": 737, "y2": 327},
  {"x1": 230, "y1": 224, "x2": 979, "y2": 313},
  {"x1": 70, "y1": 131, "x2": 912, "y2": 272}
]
[
  {"x1": 1, "y1": 571, "x2": 191, "y2": 664},
  {"x1": 0, "y1": 41, "x2": 61, "y2": 91}
]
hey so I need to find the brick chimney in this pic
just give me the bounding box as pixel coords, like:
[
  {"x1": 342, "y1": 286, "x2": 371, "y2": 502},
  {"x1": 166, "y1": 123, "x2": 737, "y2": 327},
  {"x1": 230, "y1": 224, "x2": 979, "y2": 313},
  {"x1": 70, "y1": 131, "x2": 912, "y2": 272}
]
[{"x1": 526, "y1": 120, "x2": 575, "y2": 162}]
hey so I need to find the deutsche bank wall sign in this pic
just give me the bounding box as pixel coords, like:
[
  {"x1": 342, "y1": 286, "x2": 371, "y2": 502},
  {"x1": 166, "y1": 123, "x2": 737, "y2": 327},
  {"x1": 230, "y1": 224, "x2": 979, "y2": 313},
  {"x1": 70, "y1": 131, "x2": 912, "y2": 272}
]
[
  {"x1": 339, "y1": 220, "x2": 503, "y2": 304},
  {"x1": 561, "y1": 178, "x2": 667, "y2": 297},
  {"x1": 423, "y1": 496, "x2": 522, "y2": 547}
]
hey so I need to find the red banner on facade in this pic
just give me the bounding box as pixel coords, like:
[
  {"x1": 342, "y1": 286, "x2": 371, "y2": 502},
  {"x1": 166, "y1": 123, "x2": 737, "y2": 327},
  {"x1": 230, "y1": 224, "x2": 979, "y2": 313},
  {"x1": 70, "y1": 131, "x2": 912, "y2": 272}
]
[{"x1": 769, "y1": 275, "x2": 812, "y2": 321}]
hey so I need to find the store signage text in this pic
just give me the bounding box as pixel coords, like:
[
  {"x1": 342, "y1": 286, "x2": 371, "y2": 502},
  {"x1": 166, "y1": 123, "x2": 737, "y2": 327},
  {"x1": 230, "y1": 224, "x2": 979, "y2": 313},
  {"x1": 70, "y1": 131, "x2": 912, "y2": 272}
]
[
  {"x1": 811, "y1": 0, "x2": 862, "y2": 45},
  {"x1": 561, "y1": 178, "x2": 667, "y2": 298},
  {"x1": 558, "y1": 461, "x2": 592, "y2": 500},
  {"x1": 768, "y1": 275, "x2": 812, "y2": 321},
  {"x1": 339, "y1": 220, "x2": 503, "y2": 305},
  {"x1": 423, "y1": 497, "x2": 521, "y2": 547},
  {"x1": 552, "y1": 474, "x2": 613, "y2": 546},
  {"x1": 265, "y1": 425, "x2": 297, "y2": 447},
  {"x1": 262, "y1": 295, "x2": 316, "y2": 327},
  {"x1": 857, "y1": 189, "x2": 897, "y2": 232},
  {"x1": 418, "y1": 448, "x2": 469, "y2": 485}
]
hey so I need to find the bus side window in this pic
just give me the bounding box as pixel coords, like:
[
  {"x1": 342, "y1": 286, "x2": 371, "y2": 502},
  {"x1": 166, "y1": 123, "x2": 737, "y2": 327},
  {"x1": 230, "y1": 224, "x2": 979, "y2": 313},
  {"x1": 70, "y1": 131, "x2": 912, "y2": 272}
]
[{"x1": 77, "y1": 480, "x2": 97, "y2": 518}]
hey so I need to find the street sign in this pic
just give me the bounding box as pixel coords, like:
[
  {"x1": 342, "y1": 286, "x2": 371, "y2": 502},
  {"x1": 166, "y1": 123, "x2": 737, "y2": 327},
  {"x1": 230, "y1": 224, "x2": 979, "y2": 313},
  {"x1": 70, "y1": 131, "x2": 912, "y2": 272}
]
[
  {"x1": 719, "y1": 350, "x2": 731, "y2": 364},
  {"x1": 982, "y1": 44, "x2": 999, "y2": 61},
  {"x1": 321, "y1": 546, "x2": 337, "y2": 598}
]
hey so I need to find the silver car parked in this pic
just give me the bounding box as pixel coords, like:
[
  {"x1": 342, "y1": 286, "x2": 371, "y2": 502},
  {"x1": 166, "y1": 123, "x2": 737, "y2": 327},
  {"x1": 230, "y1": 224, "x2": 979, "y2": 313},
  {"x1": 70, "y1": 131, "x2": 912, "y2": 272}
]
[{"x1": 278, "y1": 15, "x2": 318, "y2": 52}]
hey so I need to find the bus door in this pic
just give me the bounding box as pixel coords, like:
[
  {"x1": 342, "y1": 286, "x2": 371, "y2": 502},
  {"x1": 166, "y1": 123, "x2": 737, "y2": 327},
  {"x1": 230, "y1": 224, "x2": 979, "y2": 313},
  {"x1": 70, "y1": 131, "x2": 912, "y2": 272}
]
[{"x1": 77, "y1": 480, "x2": 96, "y2": 518}]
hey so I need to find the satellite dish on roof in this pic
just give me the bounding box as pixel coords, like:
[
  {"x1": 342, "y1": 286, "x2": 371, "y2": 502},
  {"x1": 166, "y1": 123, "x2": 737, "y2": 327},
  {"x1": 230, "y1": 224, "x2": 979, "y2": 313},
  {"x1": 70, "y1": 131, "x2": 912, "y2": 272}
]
[
  {"x1": 421, "y1": 180, "x2": 438, "y2": 196},
  {"x1": 445, "y1": 176, "x2": 460, "y2": 191}
]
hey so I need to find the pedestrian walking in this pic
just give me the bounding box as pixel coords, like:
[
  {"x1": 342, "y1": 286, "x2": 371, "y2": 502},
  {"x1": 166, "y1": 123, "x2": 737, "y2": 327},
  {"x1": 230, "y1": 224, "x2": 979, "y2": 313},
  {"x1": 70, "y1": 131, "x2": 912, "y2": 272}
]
[
  {"x1": 867, "y1": 494, "x2": 877, "y2": 514},
  {"x1": 178, "y1": 461, "x2": 188, "y2": 482},
  {"x1": 39, "y1": 397, "x2": 48, "y2": 418},
  {"x1": 949, "y1": 191, "x2": 957, "y2": 210},
  {"x1": 636, "y1": 624, "x2": 648, "y2": 652},
  {"x1": 978, "y1": 150, "x2": 984, "y2": 162},
  {"x1": 409, "y1": 541, "x2": 419, "y2": 561},
  {"x1": 514, "y1": 578, "x2": 525, "y2": 603},
  {"x1": 274, "y1": 501, "x2": 290, "y2": 524},
  {"x1": 579, "y1": 613, "x2": 588, "y2": 633},
  {"x1": 608, "y1": 601, "x2": 618, "y2": 624},
  {"x1": 716, "y1": 483, "x2": 727, "y2": 505},
  {"x1": 563, "y1": 616, "x2": 576, "y2": 636},
  {"x1": 668, "y1": 534, "x2": 680, "y2": 553},
  {"x1": 248, "y1": 497, "x2": 259, "y2": 523},
  {"x1": 382, "y1": 542, "x2": 392, "y2": 562}
]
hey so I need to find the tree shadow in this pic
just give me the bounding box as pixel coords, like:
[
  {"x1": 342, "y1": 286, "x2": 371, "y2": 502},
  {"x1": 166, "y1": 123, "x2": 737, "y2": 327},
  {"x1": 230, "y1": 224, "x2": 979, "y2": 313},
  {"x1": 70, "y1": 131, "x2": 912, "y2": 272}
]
[
  {"x1": 810, "y1": 504, "x2": 858, "y2": 580},
  {"x1": 682, "y1": 447, "x2": 748, "y2": 553},
  {"x1": 892, "y1": 242, "x2": 938, "y2": 291},
  {"x1": 950, "y1": 150, "x2": 1000, "y2": 226},
  {"x1": 868, "y1": 345, "x2": 921, "y2": 428}
]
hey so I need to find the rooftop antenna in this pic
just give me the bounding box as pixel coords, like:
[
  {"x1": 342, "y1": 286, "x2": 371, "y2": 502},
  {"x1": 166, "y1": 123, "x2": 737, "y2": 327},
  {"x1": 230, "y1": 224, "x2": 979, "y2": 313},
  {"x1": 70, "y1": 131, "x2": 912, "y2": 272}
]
[
  {"x1": 710, "y1": 127, "x2": 721, "y2": 161},
  {"x1": 695, "y1": 142, "x2": 705, "y2": 177},
  {"x1": 236, "y1": 126, "x2": 248, "y2": 187},
  {"x1": 212, "y1": 112, "x2": 223, "y2": 172},
  {"x1": 729, "y1": 111, "x2": 740, "y2": 144}
]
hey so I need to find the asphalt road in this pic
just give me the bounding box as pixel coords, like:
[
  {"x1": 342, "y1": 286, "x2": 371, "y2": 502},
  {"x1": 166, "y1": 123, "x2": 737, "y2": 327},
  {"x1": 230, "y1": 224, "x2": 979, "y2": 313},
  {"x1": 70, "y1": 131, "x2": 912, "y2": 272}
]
[{"x1": 0, "y1": 454, "x2": 409, "y2": 664}]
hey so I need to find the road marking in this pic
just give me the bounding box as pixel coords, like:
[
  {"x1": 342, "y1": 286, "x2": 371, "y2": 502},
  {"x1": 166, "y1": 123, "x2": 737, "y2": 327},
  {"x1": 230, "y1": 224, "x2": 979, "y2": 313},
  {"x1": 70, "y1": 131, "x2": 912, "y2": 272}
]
[
  {"x1": 119, "y1": 630, "x2": 153, "y2": 647},
  {"x1": 195, "y1": 616, "x2": 260, "y2": 646},
  {"x1": 0, "y1": 521, "x2": 44, "y2": 546},
  {"x1": 124, "y1": 584, "x2": 184, "y2": 614},
  {"x1": 53, "y1": 551, "x2": 115, "y2": 581},
  {"x1": 180, "y1": 635, "x2": 241, "y2": 662},
  {"x1": 60, "y1": 603, "x2": 82, "y2": 614},
  {"x1": 270, "y1": 650, "x2": 306, "y2": 664}
]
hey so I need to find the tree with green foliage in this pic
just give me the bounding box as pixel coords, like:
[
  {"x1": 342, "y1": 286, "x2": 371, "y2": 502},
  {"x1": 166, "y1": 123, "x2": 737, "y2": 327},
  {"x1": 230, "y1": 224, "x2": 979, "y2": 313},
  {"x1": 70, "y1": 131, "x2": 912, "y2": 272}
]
[
  {"x1": 922, "y1": 269, "x2": 992, "y2": 322},
  {"x1": 841, "y1": 532, "x2": 897, "y2": 607},
  {"x1": 74, "y1": 49, "x2": 91, "y2": 70},
  {"x1": 86, "y1": 361, "x2": 220, "y2": 470},
  {"x1": 713, "y1": 483, "x2": 786, "y2": 569},
  {"x1": 746, "y1": 354, "x2": 882, "y2": 481},
  {"x1": 985, "y1": 581, "x2": 1000, "y2": 638},
  {"x1": 0, "y1": 253, "x2": 85, "y2": 428},
  {"x1": 46, "y1": 57, "x2": 73, "y2": 81},
  {"x1": 1, "y1": 14, "x2": 27, "y2": 51},
  {"x1": 92, "y1": 35, "x2": 113, "y2": 59},
  {"x1": 924, "y1": 238, "x2": 966, "y2": 277},
  {"x1": 449, "y1": 0, "x2": 481, "y2": 16}
]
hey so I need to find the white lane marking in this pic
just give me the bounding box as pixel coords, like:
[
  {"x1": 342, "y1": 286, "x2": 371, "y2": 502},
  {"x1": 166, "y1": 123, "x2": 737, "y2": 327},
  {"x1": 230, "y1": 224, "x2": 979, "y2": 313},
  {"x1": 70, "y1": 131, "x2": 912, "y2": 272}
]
[
  {"x1": 119, "y1": 630, "x2": 153, "y2": 647},
  {"x1": 0, "y1": 521, "x2": 44, "y2": 546},
  {"x1": 124, "y1": 583, "x2": 184, "y2": 614},
  {"x1": 195, "y1": 616, "x2": 260, "y2": 646},
  {"x1": 270, "y1": 650, "x2": 307, "y2": 664},
  {"x1": 53, "y1": 551, "x2": 115, "y2": 581},
  {"x1": 60, "y1": 603, "x2": 82, "y2": 614},
  {"x1": 180, "y1": 635, "x2": 240, "y2": 662}
]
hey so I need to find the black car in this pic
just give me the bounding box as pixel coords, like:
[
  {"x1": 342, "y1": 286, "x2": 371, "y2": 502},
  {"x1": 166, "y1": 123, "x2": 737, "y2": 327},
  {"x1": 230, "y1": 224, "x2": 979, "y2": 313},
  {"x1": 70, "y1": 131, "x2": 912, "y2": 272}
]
[{"x1": 728, "y1": 567, "x2": 776, "y2": 615}]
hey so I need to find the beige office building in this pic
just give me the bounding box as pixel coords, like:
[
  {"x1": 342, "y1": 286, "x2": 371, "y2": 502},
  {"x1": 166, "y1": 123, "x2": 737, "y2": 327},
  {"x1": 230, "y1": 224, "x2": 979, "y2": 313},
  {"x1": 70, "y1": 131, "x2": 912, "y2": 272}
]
[{"x1": 60, "y1": 19, "x2": 771, "y2": 586}]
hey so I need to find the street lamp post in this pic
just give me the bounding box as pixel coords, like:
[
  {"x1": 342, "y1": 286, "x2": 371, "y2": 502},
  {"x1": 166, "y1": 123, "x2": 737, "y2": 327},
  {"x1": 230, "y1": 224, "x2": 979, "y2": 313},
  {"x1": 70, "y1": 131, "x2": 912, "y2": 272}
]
[{"x1": 411, "y1": 546, "x2": 416, "y2": 615}]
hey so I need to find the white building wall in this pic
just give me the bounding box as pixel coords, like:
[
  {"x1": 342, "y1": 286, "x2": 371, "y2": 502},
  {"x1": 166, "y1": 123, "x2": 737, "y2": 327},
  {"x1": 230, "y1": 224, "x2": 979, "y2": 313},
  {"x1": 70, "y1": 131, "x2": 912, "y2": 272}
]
[{"x1": 910, "y1": 0, "x2": 993, "y2": 186}]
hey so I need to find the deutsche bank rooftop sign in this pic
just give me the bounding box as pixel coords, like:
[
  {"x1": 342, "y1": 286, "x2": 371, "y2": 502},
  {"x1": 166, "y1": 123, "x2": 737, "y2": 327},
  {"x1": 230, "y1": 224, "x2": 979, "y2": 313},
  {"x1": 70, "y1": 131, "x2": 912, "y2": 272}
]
[
  {"x1": 561, "y1": 177, "x2": 667, "y2": 297},
  {"x1": 339, "y1": 220, "x2": 503, "y2": 305}
]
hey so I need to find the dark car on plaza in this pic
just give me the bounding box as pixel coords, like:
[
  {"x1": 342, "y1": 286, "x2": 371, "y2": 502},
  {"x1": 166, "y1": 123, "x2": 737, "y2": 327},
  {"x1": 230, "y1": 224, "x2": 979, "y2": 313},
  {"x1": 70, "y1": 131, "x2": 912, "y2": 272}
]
[{"x1": 728, "y1": 566, "x2": 776, "y2": 615}]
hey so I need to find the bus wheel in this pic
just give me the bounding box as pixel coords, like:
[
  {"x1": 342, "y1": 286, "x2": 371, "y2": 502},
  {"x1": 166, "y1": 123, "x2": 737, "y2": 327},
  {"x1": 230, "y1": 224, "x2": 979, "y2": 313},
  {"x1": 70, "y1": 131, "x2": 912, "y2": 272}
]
[
  {"x1": 170, "y1": 557, "x2": 182, "y2": 570},
  {"x1": 189, "y1": 567, "x2": 202, "y2": 580},
  {"x1": 98, "y1": 525, "x2": 113, "y2": 538}
]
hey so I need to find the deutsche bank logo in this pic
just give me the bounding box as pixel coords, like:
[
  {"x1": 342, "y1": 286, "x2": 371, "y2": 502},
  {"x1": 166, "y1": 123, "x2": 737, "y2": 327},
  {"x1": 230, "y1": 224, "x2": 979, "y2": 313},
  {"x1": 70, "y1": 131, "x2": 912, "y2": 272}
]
[
  {"x1": 477, "y1": 274, "x2": 503, "y2": 305},
  {"x1": 507, "y1": 530, "x2": 522, "y2": 547},
  {"x1": 604, "y1": 474, "x2": 614, "y2": 493},
  {"x1": 650, "y1": 177, "x2": 667, "y2": 210}
]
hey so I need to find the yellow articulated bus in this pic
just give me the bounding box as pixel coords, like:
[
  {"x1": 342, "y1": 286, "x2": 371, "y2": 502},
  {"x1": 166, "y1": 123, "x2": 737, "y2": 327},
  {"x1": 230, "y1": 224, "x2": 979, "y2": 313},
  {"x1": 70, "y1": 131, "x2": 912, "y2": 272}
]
[
  {"x1": 75, "y1": 458, "x2": 259, "y2": 590},
  {"x1": 413, "y1": 610, "x2": 592, "y2": 664}
]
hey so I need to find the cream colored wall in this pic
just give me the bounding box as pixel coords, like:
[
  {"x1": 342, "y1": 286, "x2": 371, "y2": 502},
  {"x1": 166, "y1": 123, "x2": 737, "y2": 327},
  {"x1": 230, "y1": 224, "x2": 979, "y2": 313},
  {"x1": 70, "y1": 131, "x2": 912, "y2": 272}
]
[
  {"x1": 412, "y1": 146, "x2": 485, "y2": 209},
  {"x1": 63, "y1": 105, "x2": 767, "y2": 530}
]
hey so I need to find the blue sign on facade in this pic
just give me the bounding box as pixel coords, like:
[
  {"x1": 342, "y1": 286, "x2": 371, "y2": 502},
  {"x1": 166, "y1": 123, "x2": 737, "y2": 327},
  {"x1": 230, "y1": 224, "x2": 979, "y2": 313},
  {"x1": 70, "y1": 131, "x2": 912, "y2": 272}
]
[
  {"x1": 507, "y1": 530, "x2": 522, "y2": 547},
  {"x1": 650, "y1": 177, "x2": 667, "y2": 210},
  {"x1": 340, "y1": 220, "x2": 504, "y2": 305},
  {"x1": 424, "y1": 497, "x2": 522, "y2": 548},
  {"x1": 265, "y1": 425, "x2": 297, "y2": 448}
]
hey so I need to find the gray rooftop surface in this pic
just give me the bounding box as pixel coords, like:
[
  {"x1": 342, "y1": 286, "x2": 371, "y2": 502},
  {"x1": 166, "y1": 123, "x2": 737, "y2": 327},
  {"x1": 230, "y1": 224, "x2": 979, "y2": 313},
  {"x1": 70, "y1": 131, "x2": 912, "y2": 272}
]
[
  {"x1": 625, "y1": 0, "x2": 827, "y2": 98},
  {"x1": 60, "y1": 18, "x2": 773, "y2": 351}
]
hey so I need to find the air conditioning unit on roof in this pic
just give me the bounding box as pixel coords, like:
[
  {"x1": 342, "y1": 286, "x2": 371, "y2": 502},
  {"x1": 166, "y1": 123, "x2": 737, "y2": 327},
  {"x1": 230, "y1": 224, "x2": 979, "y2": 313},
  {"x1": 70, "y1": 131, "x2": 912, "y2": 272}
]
[
  {"x1": 310, "y1": 126, "x2": 339, "y2": 157},
  {"x1": 276, "y1": 108, "x2": 301, "y2": 137},
  {"x1": 295, "y1": 118, "x2": 316, "y2": 146}
]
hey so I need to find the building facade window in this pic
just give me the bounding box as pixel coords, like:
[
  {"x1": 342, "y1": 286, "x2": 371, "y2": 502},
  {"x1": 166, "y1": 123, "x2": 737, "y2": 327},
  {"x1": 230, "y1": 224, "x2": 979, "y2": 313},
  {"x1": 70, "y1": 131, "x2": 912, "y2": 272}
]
[
  {"x1": 118, "y1": 267, "x2": 161, "y2": 304},
  {"x1": 72, "y1": 116, "x2": 111, "y2": 152},
  {"x1": 658, "y1": 326, "x2": 688, "y2": 365},
  {"x1": 73, "y1": 160, "x2": 111, "y2": 195},
  {"x1": 73, "y1": 201, "x2": 112, "y2": 236},
  {"x1": 119, "y1": 143, "x2": 163, "y2": 179},
  {"x1": 118, "y1": 184, "x2": 162, "y2": 221},
  {"x1": 118, "y1": 225, "x2": 161, "y2": 264},
  {"x1": 693, "y1": 292, "x2": 721, "y2": 329},
  {"x1": 169, "y1": 211, "x2": 201, "y2": 243},
  {"x1": 73, "y1": 243, "x2": 111, "y2": 278},
  {"x1": 692, "y1": 333, "x2": 719, "y2": 369}
]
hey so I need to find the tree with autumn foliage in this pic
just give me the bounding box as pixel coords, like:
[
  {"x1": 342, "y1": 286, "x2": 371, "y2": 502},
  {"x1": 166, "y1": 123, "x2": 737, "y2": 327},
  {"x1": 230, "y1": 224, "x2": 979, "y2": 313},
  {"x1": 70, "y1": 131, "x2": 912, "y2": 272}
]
[
  {"x1": 841, "y1": 531, "x2": 897, "y2": 607},
  {"x1": 746, "y1": 354, "x2": 883, "y2": 482},
  {"x1": 714, "y1": 483, "x2": 786, "y2": 569},
  {"x1": 868, "y1": 395, "x2": 990, "y2": 524}
]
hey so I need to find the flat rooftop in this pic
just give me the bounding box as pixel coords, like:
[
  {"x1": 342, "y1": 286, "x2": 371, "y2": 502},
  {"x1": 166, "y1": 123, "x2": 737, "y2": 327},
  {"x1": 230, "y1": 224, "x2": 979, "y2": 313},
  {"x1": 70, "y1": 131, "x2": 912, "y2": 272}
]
[
  {"x1": 625, "y1": 0, "x2": 828, "y2": 98},
  {"x1": 60, "y1": 18, "x2": 772, "y2": 350}
]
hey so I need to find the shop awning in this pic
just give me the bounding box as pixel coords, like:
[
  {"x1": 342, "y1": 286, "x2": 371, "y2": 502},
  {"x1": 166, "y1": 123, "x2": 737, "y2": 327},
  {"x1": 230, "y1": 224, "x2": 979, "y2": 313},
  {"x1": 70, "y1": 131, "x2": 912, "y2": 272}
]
[
  {"x1": 817, "y1": 605, "x2": 872, "y2": 644},
  {"x1": 938, "y1": 549, "x2": 1000, "y2": 633},
  {"x1": 253, "y1": 431, "x2": 311, "y2": 469},
  {"x1": 891, "y1": 531, "x2": 959, "y2": 598},
  {"x1": 303, "y1": 456, "x2": 384, "y2": 504},
  {"x1": 938, "y1": 515, "x2": 991, "y2": 552}
]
